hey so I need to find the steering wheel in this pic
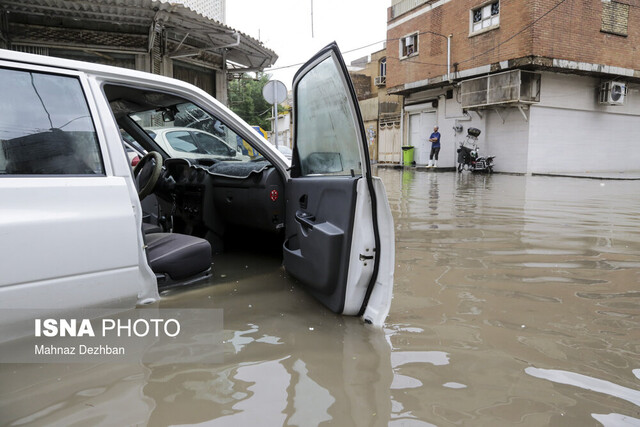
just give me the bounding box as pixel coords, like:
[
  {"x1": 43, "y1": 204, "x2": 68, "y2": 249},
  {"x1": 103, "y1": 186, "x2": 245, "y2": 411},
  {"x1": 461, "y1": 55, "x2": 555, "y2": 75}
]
[{"x1": 133, "y1": 151, "x2": 163, "y2": 199}]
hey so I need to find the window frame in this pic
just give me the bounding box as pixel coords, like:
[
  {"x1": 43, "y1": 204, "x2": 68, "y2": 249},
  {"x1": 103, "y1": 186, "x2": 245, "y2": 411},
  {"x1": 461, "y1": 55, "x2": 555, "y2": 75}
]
[
  {"x1": 469, "y1": 0, "x2": 500, "y2": 37},
  {"x1": 0, "y1": 60, "x2": 111, "y2": 177},
  {"x1": 399, "y1": 32, "x2": 419, "y2": 59}
]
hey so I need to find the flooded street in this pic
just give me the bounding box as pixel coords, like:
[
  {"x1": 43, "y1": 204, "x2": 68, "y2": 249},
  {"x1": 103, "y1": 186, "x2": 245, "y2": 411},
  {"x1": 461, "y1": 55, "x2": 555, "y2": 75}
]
[{"x1": 1, "y1": 169, "x2": 639, "y2": 426}]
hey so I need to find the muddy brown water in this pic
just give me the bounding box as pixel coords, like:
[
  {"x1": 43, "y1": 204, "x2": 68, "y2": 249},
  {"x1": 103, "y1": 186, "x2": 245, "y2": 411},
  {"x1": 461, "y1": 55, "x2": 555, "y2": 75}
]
[{"x1": 1, "y1": 169, "x2": 639, "y2": 426}]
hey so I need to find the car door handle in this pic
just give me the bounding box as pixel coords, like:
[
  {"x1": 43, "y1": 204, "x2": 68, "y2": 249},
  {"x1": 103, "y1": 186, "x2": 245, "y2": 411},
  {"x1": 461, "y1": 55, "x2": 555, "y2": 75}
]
[{"x1": 295, "y1": 211, "x2": 316, "y2": 230}]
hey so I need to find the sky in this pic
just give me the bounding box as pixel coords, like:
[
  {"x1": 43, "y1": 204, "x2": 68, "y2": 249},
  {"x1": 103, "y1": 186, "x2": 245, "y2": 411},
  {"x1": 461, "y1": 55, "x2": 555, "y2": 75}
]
[{"x1": 226, "y1": 0, "x2": 390, "y2": 89}]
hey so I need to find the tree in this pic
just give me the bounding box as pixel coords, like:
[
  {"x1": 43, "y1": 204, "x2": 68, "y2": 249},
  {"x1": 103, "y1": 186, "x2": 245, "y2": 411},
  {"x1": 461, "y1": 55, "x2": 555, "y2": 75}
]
[
  {"x1": 228, "y1": 73, "x2": 272, "y2": 130},
  {"x1": 228, "y1": 73, "x2": 288, "y2": 131}
]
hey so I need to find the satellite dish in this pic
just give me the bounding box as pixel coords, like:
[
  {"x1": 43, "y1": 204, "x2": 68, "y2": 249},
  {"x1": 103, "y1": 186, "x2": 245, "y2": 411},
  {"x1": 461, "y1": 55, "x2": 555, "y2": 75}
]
[{"x1": 263, "y1": 80, "x2": 287, "y2": 105}]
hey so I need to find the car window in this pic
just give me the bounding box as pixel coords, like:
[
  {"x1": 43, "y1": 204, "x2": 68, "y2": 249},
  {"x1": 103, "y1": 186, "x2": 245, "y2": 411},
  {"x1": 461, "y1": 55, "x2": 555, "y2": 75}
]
[
  {"x1": 191, "y1": 131, "x2": 233, "y2": 156},
  {"x1": 130, "y1": 102, "x2": 263, "y2": 162},
  {"x1": 0, "y1": 67, "x2": 103, "y2": 175},
  {"x1": 295, "y1": 55, "x2": 362, "y2": 176},
  {"x1": 166, "y1": 131, "x2": 198, "y2": 153}
]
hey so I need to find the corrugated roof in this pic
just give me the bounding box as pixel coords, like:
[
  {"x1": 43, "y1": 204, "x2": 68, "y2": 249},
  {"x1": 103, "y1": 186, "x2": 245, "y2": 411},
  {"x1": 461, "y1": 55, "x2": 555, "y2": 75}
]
[{"x1": 0, "y1": 0, "x2": 277, "y2": 70}]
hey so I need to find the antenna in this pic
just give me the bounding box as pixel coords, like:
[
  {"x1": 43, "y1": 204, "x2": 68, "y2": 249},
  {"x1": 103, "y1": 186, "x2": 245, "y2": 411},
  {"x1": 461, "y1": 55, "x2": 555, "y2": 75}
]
[{"x1": 311, "y1": 0, "x2": 314, "y2": 38}]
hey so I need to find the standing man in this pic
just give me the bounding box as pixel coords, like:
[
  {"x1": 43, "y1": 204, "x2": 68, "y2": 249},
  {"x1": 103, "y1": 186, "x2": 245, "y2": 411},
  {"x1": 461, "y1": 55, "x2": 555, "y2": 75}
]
[{"x1": 427, "y1": 125, "x2": 441, "y2": 168}]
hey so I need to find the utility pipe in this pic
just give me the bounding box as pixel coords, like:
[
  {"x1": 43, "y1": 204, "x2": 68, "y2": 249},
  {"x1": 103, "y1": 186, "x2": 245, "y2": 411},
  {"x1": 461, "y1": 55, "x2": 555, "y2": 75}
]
[{"x1": 447, "y1": 34, "x2": 452, "y2": 82}]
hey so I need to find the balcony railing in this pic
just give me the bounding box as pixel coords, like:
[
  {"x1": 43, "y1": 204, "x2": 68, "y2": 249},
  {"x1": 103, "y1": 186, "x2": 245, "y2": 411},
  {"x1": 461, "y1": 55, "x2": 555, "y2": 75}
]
[{"x1": 391, "y1": 0, "x2": 430, "y2": 19}]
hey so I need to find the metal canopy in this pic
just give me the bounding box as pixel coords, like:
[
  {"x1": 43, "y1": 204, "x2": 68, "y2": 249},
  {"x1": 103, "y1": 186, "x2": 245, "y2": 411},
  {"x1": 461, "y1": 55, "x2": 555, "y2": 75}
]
[{"x1": 0, "y1": 0, "x2": 277, "y2": 71}]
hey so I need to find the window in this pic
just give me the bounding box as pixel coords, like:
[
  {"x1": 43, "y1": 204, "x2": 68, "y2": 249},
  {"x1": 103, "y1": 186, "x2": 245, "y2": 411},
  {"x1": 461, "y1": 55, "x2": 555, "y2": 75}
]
[
  {"x1": 295, "y1": 55, "x2": 363, "y2": 176},
  {"x1": 130, "y1": 102, "x2": 259, "y2": 162},
  {"x1": 601, "y1": 1, "x2": 629, "y2": 36},
  {"x1": 400, "y1": 33, "x2": 419, "y2": 58},
  {"x1": 166, "y1": 131, "x2": 198, "y2": 153},
  {"x1": 375, "y1": 58, "x2": 387, "y2": 86},
  {"x1": 0, "y1": 68, "x2": 103, "y2": 175},
  {"x1": 471, "y1": 1, "x2": 500, "y2": 34}
]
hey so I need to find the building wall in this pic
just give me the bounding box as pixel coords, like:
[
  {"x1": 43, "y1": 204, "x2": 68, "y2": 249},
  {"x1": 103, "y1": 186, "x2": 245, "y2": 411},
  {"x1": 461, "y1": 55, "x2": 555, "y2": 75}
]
[
  {"x1": 172, "y1": 0, "x2": 226, "y2": 22},
  {"x1": 526, "y1": 73, "x2": 640, "y2": 174},
  {"x1": 349, "y1": 48, "x2": 403, "y2": 163},
  {"x1": 485, "y1": 108, "x2": 529, "y2": 174},
  {"x1": 402, "y1": 71, "x2": 640, "y2": 173},
  {"x1": 531, "y1": 0, "x2": 639, "y2": 70},
  {"x1": 387, "y1": 0, "x2": 535, "y2": 89},
  {"x1": 387, "y1": 0, "x2": 639, "y2": 91}
]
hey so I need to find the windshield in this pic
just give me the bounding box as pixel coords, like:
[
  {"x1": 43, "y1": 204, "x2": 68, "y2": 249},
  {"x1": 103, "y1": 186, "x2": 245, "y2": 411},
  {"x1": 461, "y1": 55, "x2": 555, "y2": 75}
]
[{"x1": 129, "y1": 102, "x2": 265, "y2": 162}]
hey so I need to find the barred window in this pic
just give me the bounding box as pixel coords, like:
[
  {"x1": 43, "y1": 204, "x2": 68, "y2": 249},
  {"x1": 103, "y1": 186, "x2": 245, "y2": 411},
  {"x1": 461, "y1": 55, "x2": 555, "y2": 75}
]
[{"x1": 471, "y1": 1, "x2": 500, "y2": 34}]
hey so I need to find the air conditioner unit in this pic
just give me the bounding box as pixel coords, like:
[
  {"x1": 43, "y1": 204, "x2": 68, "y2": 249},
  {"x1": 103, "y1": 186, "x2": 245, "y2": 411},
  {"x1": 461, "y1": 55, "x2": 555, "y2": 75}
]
[
  {"x1": 599, "y1": 81, "x2": 627, "y2": 105},
  {"x1": 374, "y1": 76, "x2": 386, "y2": 86}
]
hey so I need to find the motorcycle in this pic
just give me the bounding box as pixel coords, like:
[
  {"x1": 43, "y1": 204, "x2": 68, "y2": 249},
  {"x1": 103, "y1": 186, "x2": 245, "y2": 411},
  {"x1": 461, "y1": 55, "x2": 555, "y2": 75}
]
[{"x1": 457, "y1": 127, "x2": 495, "y2": 173}]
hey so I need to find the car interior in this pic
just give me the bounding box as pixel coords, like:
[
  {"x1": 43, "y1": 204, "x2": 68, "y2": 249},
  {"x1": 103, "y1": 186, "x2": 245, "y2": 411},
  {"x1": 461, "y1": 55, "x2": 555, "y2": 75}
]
[{"x1": 104, "y1": 84, "x2": 287, "y2": 289}]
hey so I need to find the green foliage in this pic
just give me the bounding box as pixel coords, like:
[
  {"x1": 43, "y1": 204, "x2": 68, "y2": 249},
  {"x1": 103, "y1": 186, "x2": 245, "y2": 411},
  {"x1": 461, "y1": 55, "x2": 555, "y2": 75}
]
[{"x1": 228, "y1": 73, "x2": 287, "y2": 131}]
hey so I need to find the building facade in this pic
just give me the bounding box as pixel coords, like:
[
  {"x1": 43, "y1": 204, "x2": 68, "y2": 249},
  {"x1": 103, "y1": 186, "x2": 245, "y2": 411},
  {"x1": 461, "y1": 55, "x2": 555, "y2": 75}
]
[
  {"x1": 0, "y1": 0, "x2": 274, "y2": 105},
  {"x1": 349, "y1": 48, "x2": 403, "y2": 163},
  {"x1": 387, "y1": 0, "x2": 640, "y2": 173},
  {"x1": 173, "y1": 0, "x2": 226, "y2": 22}
]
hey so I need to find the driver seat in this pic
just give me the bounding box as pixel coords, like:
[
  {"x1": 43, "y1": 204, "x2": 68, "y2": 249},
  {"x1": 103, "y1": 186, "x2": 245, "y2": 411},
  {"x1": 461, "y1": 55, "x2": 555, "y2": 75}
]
[
  {"x1": 145, "y1": 232, "x2": 212, "y2": 288},
  {"x1": 131, "y1": 150, "x2": 212, "y2": 288}
]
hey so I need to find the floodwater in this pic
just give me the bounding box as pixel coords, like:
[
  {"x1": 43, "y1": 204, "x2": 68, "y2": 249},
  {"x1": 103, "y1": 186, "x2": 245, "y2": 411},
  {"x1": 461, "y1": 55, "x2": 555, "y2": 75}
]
[{"x1": 1, "y1": 169, "x2": 639, "y2": 426}]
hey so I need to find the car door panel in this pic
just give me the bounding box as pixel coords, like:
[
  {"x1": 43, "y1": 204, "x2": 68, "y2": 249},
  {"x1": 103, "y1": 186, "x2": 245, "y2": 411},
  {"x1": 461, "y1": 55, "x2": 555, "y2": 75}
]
[
  {"x1": 283, "y1": 177, "x2": 358, "y2": 310},
  {"x1": 284, "y1": 43, "x2": 394, "y2": 325}
]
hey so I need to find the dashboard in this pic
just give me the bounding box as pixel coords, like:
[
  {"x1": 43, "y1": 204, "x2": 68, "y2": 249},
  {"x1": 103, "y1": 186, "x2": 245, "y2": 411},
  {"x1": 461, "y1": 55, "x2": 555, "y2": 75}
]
[{"x1": 157, "y1": 158, "x2": 286, "y2": 237}]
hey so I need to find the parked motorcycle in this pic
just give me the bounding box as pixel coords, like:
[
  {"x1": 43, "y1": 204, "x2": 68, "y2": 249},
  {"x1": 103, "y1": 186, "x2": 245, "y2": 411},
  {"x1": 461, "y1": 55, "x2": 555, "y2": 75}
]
[{"x1": 457, "y1": 127, "x2": 495, "y2": 173}]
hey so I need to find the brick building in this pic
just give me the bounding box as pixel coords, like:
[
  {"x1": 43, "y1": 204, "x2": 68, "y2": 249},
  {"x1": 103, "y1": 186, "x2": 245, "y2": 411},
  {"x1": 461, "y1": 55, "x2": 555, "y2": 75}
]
[
  {"x1": 387, "y1": 0, "x2": 640, "y2": 173},
  {"x1": 349, "y1": 48, "x2": 403, "y2": 163}
]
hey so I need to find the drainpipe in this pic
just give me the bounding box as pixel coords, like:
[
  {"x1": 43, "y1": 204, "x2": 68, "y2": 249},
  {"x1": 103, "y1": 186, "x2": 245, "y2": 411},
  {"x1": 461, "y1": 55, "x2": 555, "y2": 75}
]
[
  {"x1": 447, "y1": 34, "x2": 452, "y2": 82},
  {"x1": 399, "y1": 99, "x2": 405, "y2": 164}
]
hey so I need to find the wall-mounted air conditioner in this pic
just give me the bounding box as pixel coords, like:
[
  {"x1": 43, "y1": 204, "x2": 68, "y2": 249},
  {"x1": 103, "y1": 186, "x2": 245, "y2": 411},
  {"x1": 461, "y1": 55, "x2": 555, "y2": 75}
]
[
  {"x1": 460, "y1": 70, "x2": 541, "y2": 109},
  {"x1": 599, "y1": 81, "x2": 626, "y2": 105}
]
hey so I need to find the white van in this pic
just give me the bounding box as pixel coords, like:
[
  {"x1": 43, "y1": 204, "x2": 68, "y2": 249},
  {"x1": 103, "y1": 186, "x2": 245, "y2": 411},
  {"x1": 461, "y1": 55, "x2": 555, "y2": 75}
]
[{"x1": 0, "y1": 43, "x2": 394, "y2": 331}]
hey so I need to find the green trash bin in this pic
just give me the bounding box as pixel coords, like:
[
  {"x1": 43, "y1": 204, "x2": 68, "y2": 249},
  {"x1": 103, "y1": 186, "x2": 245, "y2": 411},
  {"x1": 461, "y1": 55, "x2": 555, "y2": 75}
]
[{"x1": 402, "y1": 146, "x2": 415, "y2": 165}]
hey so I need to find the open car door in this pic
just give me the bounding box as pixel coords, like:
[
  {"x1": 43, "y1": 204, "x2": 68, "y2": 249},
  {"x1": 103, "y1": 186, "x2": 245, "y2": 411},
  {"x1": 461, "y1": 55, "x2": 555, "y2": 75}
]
[{"x1": 283, "y1": 43, "x2": 394, "y2": 326}]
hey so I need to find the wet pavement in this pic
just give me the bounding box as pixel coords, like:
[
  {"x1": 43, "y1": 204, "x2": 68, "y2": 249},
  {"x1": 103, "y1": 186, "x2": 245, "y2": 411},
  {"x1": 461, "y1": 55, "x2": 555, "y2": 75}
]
[{"x1": 1, "y1": 169, "x2": 639, "y2": 426}]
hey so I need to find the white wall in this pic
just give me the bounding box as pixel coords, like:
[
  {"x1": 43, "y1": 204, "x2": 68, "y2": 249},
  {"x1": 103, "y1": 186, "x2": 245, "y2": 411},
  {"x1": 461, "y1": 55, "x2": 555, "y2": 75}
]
[
  {"x1": 485, "y1": 108, "x2": 530, "y2": 174},
  {"x1": 401, "y1": 72, "x2": 640, "y2": 173},
  {"x1": 528, "y1": 73, "x2": 640, "y2": 174}
]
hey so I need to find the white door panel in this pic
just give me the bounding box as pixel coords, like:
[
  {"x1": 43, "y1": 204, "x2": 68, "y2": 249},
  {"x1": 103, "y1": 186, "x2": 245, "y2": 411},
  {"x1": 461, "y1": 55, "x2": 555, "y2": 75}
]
[
  {"x1": 0, "y1": 177, "x2": 140, "y2": 288},
  {"x1": 0, "y1": 63, "x2": 157, "y2": 323}
]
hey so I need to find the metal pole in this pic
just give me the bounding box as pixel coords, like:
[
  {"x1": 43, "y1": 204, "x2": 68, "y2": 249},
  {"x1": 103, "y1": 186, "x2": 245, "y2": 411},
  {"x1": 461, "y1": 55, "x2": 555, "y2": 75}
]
[
  {"x1": 273, "y1": 83, "x2": 279, "y2": 148},
  {"x1": 311, "y1": 0, "x2": 314, "y2": 38}
]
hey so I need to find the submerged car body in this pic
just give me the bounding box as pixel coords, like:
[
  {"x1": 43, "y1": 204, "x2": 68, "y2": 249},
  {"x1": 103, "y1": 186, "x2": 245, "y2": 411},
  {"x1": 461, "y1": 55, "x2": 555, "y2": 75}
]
[{"x1": 0, "y1": 44, "x2": 394, "y2": 337}]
